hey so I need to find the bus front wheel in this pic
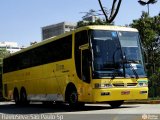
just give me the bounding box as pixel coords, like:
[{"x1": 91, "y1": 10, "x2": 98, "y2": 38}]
[
  {"x1": 108, "y1": 100, "x2": 124, "y2": 108},
  {"x1": 67, "y1": 90, "x2": 78, "y2": 108}
]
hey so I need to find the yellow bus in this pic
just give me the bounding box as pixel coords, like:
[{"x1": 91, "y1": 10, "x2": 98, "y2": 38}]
[{"x1": 2, "y1": 25, "x2": 148, "y2": 108}]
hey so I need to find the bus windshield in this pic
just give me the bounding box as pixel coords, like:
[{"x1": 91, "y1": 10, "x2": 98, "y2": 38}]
[{"x1": 91, "y1": 30, "x2": 146, "y2": 79}]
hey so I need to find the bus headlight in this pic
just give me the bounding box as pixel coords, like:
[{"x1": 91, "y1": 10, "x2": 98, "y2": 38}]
[
  {"x1": 138, "y1": 82, "x2": 148, "y2": 87},
  {"x1": 95, "y1": 83, "x2": 113, "y2": 89}
]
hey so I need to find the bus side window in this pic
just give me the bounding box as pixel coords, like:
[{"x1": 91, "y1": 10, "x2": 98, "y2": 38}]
[{"x1": 75, "y1": 30, "x2": 89, "y2": 80}]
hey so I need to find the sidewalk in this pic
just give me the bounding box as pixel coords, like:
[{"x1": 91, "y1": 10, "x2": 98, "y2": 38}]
[{"x1": 124, "y1": 100, "x2": 160, "y2": 104}]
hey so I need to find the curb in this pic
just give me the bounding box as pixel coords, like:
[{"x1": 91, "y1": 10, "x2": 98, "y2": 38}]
[
  {"x1": 124, "y1": 100, "x2": 160, "y2": 104},
  {"x1": 149, "y1": 100, "x2": 160, "y2": 104}
]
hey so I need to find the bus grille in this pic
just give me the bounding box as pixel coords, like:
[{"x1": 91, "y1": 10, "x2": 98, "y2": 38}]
[
  {"x1": 113, "y1": 83, "x2": 124, "y2": 87},
  {"x1": 113, "y1": 83, "x2": 137, "y2": 87},
  {"x1": 127, "y1": 83, "x2": 137, "y2": 86}
]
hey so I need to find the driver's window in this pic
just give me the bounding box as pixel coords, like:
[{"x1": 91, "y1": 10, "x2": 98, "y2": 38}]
[{"x1": 82, "y1": 49, "x2": 91, "y2": 83}]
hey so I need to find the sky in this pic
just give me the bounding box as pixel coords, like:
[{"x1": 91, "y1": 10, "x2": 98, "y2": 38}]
[{"x1": 0, "y1": 0, "x2": 160, "y2": 47}]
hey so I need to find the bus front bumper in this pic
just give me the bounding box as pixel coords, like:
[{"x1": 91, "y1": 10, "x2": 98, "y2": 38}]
[{"x1": 92, "y1": 87, "x2": 148, "y2": 102}]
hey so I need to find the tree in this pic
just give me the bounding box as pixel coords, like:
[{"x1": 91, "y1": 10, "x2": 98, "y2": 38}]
[
  {"x1": 138, "y1": 0, "x2": 157, "y2": 15},
  {"x1": 0, "y1": 48, "x2": 10, "y2": 67},
  {"x1": 130, "y1": 12, "x2": 160, "y2": 97},
  {"x1": 77, "y1": 17, "x2": 111, "y2": 28},
  {"x1": 98, "y1": 0, "x2": 122, "y2": 23},
  {"x1": 138, "y1": 0, "x2": 157, "y2": 5},
  {"x1": 77, "y1": 9, "x2": 112, "y2": 28},
  {"x1": 0, "y1": 48, "x2": 10, "y2": 99},
  {"x1": 0, "y1": 48, "x2": 10, "y2": 59},
  {"x1": 97, "y1": 0, "x2": 157, "y2": 24},
  {"x1": 0, "y1": 48, "x2": 10, "y2": 74}
]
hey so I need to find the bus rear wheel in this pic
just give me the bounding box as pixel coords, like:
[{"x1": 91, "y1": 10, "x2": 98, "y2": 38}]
[
  {"x1": 20, "y1": 88, "x2": 29, "y2": 105},
  {"x1": 13, "y1": 88, "x2": 20, "y2": 105},
  {"x1": 108, "y1": 100, "x2": 124, "y2": 108}
]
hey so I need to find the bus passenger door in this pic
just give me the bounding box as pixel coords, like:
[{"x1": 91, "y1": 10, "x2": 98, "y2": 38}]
[{"x1": 81, "y1": 49, "x2": 92, "y2": 102}]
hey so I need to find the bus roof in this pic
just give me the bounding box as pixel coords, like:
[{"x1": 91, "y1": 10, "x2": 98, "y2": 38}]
[
  {"x1": 4, "y1": 25, "x2": 138, "y2": 58},
  {"x1": 76, "y1": 25, "x2": 138, "y2": 32}
]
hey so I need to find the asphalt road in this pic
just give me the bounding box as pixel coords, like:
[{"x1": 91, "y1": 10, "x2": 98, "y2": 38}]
[{"x1": 0, "y1": 102, "x2": 160, "y2": 120}]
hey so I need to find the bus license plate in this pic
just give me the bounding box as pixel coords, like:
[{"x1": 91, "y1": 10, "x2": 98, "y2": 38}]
[{"x1": 121, "y1": 90, "x2": 130, "y2": 95}]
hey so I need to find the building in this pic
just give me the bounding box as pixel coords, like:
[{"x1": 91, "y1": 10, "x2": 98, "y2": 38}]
[
  {"x1": 42, "y1": 22, "x2": 77, "y2": 40},
  {"x1": 0, "y1": 41, "x2": 21, "y2": 53}
]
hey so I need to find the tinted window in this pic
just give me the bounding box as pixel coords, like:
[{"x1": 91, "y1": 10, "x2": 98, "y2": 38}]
[
  {"x1": 3, "y1": 35, "x2": 72, "y2": 73},
  {"x1": 75, "y1": 30, "x2": 88, "y2": 79}
]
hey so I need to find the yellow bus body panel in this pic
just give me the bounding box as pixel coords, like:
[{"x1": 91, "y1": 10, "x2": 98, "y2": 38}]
[{"x1": 2, "y1": 25, "x2": 148, "y2": 103}]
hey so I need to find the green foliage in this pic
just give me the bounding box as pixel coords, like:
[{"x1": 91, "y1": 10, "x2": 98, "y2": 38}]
[
  {"x1": 0, "y1": 48, "x2": 10, "y2": 59},
  {"x1": 0, "y1": 48, "x2": 10, "y2": 69},
  {"x1": 0, "y1": 48, "x2": 10, "y2": 97},
  {"x1": 0, "y1": 48, "x2": 10, "y2": 85},
  {"x1": 130, "y1": 12, "x2": 160, "y2": 97}
]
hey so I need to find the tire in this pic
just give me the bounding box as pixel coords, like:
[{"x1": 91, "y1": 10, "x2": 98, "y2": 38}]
[
  {"x1": 67, "y1": 90, "x2": 83, "y2": 109},
  {"x1": 42, "y1": 101, "x2": 53, "y2": 105},
  {"x1": 55, "y1": 101, "x2": 63, "y2": 105},
  {"x1": 20, "y1": 88, "x2": 29, "y2": 105},
  {"x1": 68, "y1": 91, "x2": 78, "y2": 106},
  {"x1": 108, "y1": 100, "x2": 124, "y2": 108},
  {"x1": 13, "y1": 89, "x2": 20, "y2": 105}
]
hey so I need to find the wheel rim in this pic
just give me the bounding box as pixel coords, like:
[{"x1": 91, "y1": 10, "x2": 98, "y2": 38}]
[{"x1": 69, "y1": 92, "x2": 78, "y2": 104}]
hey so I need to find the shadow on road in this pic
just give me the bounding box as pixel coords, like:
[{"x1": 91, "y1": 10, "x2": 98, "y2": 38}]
[{"x1": 0, "y1": 102, "x2": 139, "y2": 114}]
